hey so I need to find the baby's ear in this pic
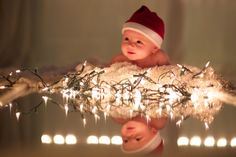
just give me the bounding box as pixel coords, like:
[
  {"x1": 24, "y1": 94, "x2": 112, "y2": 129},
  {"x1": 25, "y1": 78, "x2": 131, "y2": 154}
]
[
  {"x1": 151, "y1": 127, "x2": 158, "y2": 134},
  {"x1": 152, "y1": 46, "x2": 159, "y2": 54}
]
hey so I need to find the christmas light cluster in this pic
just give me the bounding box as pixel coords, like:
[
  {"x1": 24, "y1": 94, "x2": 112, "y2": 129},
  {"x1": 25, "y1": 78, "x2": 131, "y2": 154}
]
[
  {"x1": 45, "y1": 62, "x2": 228, "y2": 127},
  {"x1": 0, "y1": 61, "x2": 235, "y2": 128}
]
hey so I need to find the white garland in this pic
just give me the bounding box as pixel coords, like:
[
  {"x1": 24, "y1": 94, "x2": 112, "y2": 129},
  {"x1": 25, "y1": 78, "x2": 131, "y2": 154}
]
[{"x1": 1, "y1": 61, "x2": 236, "y2": 127}]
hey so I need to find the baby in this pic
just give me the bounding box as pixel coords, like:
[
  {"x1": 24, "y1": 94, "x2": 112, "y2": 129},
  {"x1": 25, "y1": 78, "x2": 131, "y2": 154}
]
[{"x1": 111, "y1": 5, "x2": 170, "y2": 154}]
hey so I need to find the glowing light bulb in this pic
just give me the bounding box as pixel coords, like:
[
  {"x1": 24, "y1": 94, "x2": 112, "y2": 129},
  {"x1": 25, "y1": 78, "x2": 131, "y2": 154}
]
[
  {"x1": 230, "y1": 137, "x2": 236, "y2": 147},
  {"x1": 41, "y1": 134, "x2": 52, "y2": 144},
  {"x1": 204, "y1": 136, "x2": 215, "y2": 147},
  {"x1": 99, "y1": 136, "x2": 110, "y2": 145},
  {"x1": 177, "y1": 136, "x2": 189, "y2": 146},
  {"x1": 15, "y1": 69, "x2": 21, "y2": 73},
  {"x1": 217, "y1": 138, "x2": 227, "y2": 147},
  {"x1": 87, "y1": 135, "x2": 98, "y2": 144},
  {"x1": 190, "y1": 136, "x2": 201, "y2": 146},
  {"x1": 53, "y1": 134, "x2": 64, "y2": 145},
  {"x1": 65, "y1": 134, "x2": 77, "y2": 145},
  {"x1": 111, "y1": 136, "x2": 122, "y2": 145}
]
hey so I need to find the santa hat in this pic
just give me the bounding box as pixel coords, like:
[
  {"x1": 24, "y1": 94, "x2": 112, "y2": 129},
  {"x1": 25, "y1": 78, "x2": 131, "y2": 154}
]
[
  {"x1": 121, "y1": 132, "x2": 164, "y2": 154},
  {"x1": 122, "y1": 5, "x2": 165, "y2": 48}
]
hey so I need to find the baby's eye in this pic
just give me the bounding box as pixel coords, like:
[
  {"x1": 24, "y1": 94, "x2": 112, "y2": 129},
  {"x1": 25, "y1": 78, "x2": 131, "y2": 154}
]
[
  {"x1": 124, "y1": 37, "x2": 129, "y2": 41},
  {"x1": 136, "y1": 137, "x2": 142, "y2": 141},
  {"x1": 136, "y1": 40, "x2": 143, "y2": 44}
]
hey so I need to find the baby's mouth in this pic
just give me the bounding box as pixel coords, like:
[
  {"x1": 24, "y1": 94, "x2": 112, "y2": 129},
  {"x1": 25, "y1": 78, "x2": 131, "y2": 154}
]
[
  {"x1": 127, "y1": 51, "x2": 135, "y2": 54},
  {"x1": 127, "y1": 126, "x2": 135, "y2": 130}
]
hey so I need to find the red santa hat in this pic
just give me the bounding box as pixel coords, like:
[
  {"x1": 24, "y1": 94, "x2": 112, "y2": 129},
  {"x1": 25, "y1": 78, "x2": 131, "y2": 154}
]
[
  {"x1": 121, "y1": 132, "x2": 164, "y2": 154},
  {"x1": 122, "y1": 5, "x2": 165, "y2": 48}
]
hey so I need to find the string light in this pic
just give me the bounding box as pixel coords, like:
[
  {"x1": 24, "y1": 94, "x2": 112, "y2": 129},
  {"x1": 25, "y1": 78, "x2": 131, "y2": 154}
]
[
  {"x1": 0, "y1": 62, "x2": 235, "y2": 128},
  {"x1": 15, "y1": 69, "x2": 21, "y2": 73}
]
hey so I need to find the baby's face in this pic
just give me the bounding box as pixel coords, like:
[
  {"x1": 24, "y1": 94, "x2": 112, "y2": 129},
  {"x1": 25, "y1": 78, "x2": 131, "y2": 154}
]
[
  {"x1": 121, "y1": 30, "x2": 157, "y2": 61},
  {"x1": 121, "y1": 120, "x2": 157, "y2": 151}
]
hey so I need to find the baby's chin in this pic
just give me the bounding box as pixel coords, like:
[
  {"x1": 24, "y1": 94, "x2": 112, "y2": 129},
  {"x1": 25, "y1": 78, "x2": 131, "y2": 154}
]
[{"x1": 124, "y1": 56, "x2": 141, "y2": 61}]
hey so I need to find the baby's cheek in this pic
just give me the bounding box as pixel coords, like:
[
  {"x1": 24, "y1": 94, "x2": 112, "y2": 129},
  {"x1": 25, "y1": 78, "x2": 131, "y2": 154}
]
[{"x1": 121, "y1": 47, "x2": 127, "y2": 55}]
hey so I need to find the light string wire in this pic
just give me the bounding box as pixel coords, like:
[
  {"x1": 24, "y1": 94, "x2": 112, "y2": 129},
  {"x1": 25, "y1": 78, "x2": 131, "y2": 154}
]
[{"x1": 0, "y1": 61, "x2": 236, "y2": 128}]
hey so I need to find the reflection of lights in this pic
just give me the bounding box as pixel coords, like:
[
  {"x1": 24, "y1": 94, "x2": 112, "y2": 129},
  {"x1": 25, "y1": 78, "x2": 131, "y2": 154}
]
[
  {"x1": 53, "y1": 134, "x2": 65, "y2": 145},
  {"x1": 16, "y1": 112, "x2": 21, "y2": 121},
  {"x1": 0, "y1": 86, "x2": 6, "y2": 89},
  {"x1": 177, "y1": 136, "x2": 189, "y2": 146},
  {"x1": 204, "y1": 136, "x2": 215, "y2": 147},
  {"x1": 230, "y1": 137, "x2": 236, "y2": 147},
  {"x1": 111, "y1": 136, "x2": 122, "y2": 145},
  {"x1": 65, "y1": 134, "x2": 77, "y2": 145},
  {"x1": 217, "y1": 138, "x2": 227, "y2": 147},
  {"x1": 87, "y1": 135, "x2": 98, "y2": 144},
  {"x1": 99, "y1": 136, "x2": 110, "y2": 145},
  {"x1": 42, "y1": 96, "x2": 49, "y2": 105},
  {"x1": 190, "y1": 136, "x2": 201, "y2": 147},
  {"x1": 41, "y1": 134, "x2": 52, "y2": 144}
]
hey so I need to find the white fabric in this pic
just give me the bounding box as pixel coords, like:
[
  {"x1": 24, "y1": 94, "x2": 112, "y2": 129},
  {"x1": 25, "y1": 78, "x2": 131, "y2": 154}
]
[
  {"x1": 122, "y1": 22, "x2": 163, "y2": 48},
  {"x1": 121, "y1": 132, "x2": 162, "y2": 154}
]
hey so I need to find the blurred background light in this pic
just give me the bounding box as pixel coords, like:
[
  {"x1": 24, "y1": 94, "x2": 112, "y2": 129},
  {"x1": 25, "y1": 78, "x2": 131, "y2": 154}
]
[
  {"x1": 177, "y1": 136, "x2": 189, "y2": 146},
  {"x1": 98, "y1": 135, "x2": 110, "y2": 145},
  {"x1": 65, "y1": 134, "x2": 77, "y2": 145},
  {"x1": 190, "y1": 136, "x2": 201, "y2": 147},
  {"x1": 230, "y1": 137, "x2": 236, "y2": 147},
  {"x1": 87, "y1": 135, "x2": 99, "y2": 144},
  {"x1": 41, "y1": 134, "x2": 52, "y2": 144},
  {"x1": 53, "y1": 134, "x2": 65, "y2": 145},
  {"x1": 217, "y1": 138, "x2": 227, "y2": 147},
  {"x1": 204, "y1": 136, "x2": 215, "y2": 147},
  {"x1": 111, "y1": 135, "x2": 122, "y2": 145}
]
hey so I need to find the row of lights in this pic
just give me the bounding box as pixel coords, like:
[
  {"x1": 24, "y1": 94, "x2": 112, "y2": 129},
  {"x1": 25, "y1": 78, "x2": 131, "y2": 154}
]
[
  {"x1": 41, "y1": 134, "x2": 236, "y2": 148},
  {"x1": 177, "y1": 136, "x2": 236, "y2": 147},
  {"x1": 41, "y1": 134, "x2": 123, "y2": 145}
]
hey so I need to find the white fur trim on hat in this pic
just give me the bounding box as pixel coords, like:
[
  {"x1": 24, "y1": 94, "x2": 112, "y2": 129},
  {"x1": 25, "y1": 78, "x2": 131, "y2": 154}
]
[
  {"x1": 121, "y1": 132, "x2": 162, "y2": 154},
  {"x1": 122, "y1": 22, "x2": 163, "y2": 48}
]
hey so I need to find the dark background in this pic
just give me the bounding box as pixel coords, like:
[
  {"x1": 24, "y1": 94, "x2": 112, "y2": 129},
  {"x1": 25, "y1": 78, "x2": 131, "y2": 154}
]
[{"x1": 1, "y1": 0, "x2": 236, "y2": 156}]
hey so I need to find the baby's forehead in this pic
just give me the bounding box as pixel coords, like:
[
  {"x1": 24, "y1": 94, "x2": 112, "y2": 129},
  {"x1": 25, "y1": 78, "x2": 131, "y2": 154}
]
[
  {"x1": 123, "y1": 30, "x2": 142, "y2": 36},
  {"x1": 122, "y1": 30, "x2": 153, "y2": 42}
]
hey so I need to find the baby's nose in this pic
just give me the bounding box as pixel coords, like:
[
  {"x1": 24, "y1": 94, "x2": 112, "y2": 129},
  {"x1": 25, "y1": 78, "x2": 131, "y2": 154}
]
[
  {"x1": 128, "y1": 41, "x2": 136, "y2": 47},
  {"x1": 122, "y1": 126, "x2": 135, "y2": 136},
  {"x1": 122, "y1": 131, "x2": 135, "y2": 138}
]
